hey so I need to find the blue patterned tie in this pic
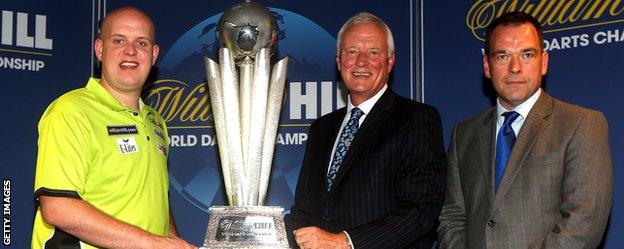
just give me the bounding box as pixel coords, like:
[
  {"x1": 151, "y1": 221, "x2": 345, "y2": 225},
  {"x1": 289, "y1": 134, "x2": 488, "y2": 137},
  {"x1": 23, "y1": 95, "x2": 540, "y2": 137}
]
[
  {"x1": 327, "y1": 108, "x2": 364, "y2": 191},
  {"x1": 495, "y1": 111, "x2": 520, "y2": 191}
]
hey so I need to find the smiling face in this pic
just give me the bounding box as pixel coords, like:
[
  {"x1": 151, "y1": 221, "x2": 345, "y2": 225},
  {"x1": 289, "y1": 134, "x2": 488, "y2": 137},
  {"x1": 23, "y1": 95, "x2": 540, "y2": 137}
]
[
  {"x1": 484, "y1": 23, "x2": 548, "y2": 109},
  {"x1": 337, "y1": 21, "x2": 395, "y2": 106},
  {"x1": 94, "y1": 8, "x2": 159, "y2": 97}
]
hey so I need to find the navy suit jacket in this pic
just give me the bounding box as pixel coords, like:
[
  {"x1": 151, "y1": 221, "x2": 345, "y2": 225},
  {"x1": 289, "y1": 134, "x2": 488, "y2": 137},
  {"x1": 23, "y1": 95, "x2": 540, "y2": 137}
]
[{"x1": 285, "y1": 89, "x2": 446, "y2": 248}]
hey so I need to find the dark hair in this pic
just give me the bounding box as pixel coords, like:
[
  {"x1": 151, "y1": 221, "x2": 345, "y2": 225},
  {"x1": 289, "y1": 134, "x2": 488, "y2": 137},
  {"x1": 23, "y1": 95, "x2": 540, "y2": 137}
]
[{"x1": 484, "y1": 11, "x2": 543, "y2": 55}]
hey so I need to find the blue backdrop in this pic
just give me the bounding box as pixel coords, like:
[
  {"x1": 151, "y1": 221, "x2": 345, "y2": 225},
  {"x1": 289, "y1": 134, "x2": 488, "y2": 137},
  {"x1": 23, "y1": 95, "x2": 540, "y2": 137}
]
[{"x1": 0, "y1": 0, "x2": 620, "y2": 248}]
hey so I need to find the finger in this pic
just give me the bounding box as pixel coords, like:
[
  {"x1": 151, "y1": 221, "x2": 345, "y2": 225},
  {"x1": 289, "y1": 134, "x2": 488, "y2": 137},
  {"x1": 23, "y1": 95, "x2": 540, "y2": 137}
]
[
  {"x1": 295, "y1": 228, "x2": 311, "y2": 238},
  {"x1": 295, "y1": 234, "x2": 306, "y2": 244}
]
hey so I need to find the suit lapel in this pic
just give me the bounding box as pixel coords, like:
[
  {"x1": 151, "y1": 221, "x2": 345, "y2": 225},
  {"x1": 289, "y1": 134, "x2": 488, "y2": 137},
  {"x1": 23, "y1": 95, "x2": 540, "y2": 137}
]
[
  {"x1": 322, "y1": 109, "x2": 347, "y2": 177},
  {"x1": 490, "y1": 92, "x2": 553, "y2": 215},
  {"x1": 331, "y1": 89, "x2": 396, "y2": 188},
  {"x1": 478, "y1": 109, "x2": 497, "y2": 205}
]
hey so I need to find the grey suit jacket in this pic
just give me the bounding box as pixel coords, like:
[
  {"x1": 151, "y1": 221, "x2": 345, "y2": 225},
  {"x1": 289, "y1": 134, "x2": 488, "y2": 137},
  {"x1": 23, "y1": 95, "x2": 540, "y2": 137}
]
[{"x1": 437, "y1": 91, "x2": 612, "y2": 249}]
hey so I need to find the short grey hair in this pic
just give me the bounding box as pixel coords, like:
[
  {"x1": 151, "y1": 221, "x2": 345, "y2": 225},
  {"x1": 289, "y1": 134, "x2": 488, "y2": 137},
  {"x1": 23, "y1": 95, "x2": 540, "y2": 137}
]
[{"x1": 336, "y1": 12, "x2": 395, "y2": 57}]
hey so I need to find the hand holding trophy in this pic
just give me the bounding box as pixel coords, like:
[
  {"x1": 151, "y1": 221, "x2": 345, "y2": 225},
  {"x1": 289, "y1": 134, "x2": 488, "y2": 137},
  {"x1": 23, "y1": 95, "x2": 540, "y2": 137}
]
[{"x1": 202, "y1": 0, "x2": 289, "y2": 248}]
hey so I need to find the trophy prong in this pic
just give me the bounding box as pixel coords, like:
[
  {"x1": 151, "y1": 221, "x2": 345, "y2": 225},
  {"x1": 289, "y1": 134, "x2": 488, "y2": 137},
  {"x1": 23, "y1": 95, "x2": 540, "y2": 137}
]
[
  {"x1": 246, "y1": 48, "x2": 271, "y2": 205},
  {"x1": 204, "y1": 56, "x2": 235, "y2": 206},
  {"x1": 219, "y1": 48, "x2": 246, "y2": 205},
  {"x1": 239, "y1": 60, "x2": 254, "y2": 173},
  {"x1": 258, "y1": 57, "x2": 289, "y2": 204}
]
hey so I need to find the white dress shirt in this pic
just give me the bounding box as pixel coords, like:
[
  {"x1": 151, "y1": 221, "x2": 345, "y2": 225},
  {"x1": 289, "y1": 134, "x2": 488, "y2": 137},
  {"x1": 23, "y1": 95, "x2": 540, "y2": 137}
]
[{"x1": 495, "y1": 88, "x2": 542, "y2": 140}]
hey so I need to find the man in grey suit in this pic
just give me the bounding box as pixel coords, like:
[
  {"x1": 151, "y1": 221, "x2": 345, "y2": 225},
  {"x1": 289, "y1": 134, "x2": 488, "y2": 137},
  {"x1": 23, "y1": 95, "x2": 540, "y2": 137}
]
[{"x1": 437, "y1": 12, "x2": 613, "y2": 248}]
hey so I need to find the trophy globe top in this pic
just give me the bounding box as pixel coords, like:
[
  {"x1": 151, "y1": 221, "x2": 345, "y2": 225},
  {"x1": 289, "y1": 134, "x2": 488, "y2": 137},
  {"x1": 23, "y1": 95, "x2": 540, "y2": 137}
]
[{"x1": 217, "y1": 0, "x2": 279, "y2": 64}]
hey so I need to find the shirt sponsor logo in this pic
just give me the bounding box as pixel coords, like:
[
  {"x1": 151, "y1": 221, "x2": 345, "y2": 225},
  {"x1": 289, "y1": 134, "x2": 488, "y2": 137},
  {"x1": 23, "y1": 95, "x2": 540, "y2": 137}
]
[
  {"x1": 117, "y1": 137, "x2": 139, "y2": 154},
  {"x1": 107, "y1": 125, "x2": 138, "y2": 136}
]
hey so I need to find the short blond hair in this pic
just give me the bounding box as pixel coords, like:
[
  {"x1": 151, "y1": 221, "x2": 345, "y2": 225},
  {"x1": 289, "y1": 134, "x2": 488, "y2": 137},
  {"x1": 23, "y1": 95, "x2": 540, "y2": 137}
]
[{"x1": 336, "y1": 12, "x2": 394, "y2": 56}]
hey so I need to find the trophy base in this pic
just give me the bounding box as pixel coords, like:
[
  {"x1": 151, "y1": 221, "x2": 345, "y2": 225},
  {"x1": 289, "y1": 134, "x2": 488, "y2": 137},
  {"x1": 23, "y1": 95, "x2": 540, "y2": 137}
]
[{"x1": 202, "y1": 206, "x2": 289, "y2": 249}]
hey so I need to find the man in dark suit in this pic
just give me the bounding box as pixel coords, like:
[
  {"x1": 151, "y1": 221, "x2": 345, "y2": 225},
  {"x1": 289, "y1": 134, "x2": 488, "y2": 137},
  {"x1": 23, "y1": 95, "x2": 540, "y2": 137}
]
[
  {"x1": 437, "y1": 12, "x2": 613, "y2": 248},
  {"x1": 284, "y1": 12, "x2": 446, "y2": 249}
]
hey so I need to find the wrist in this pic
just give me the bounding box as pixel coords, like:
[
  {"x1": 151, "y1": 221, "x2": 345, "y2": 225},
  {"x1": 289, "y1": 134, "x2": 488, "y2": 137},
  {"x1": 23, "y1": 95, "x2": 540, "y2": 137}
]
[
  {"x1": 141, "y1": 234, "x2": 163, "y2": 249},
  {"x1": 340, "y1": 231, "x2": 353, "y2": 249}
]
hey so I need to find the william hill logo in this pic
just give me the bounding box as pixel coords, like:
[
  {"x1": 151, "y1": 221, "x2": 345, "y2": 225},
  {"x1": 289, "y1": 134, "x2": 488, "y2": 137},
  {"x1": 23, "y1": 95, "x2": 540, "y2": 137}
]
[
  {"x1": 467, "y1": 0, "x2": 624, "y2": 41},
  {"x1": 143, "y1": 79, "x2": 213, "y2": 125}
]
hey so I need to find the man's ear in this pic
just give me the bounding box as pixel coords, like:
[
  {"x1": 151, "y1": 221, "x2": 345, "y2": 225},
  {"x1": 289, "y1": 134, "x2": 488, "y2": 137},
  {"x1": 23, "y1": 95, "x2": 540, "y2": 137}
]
[
  {"x1": 387, "y1": 53, "x2": 395, "y2": 71},
  {"x1": 152, "y1": 44, "x2": 160, "y2": 65},
  {"x1": 541, "y1": 51, "x2": 549, "y2": 76},
  {"x1": 483, "y1": 55, "x2": 491, "y2": 79},
  {"x1": 94, "y1": 39, "x2": 103, "y2": 61},
  {"x1": 336, "y1": 56, "x2": 341, "y2": 71}
]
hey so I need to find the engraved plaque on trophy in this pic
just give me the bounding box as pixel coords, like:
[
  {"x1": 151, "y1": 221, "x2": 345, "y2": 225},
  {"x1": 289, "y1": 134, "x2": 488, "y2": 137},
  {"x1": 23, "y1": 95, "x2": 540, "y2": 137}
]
[{"x1": 202, "y1": 0, "x2": 289, "y2": 248}]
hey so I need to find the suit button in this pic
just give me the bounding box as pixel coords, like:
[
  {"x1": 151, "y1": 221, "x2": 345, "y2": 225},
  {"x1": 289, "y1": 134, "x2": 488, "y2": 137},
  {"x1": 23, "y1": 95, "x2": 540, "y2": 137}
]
[
  {"x1": 488, "y1": 219, "x2": 496, "y2": 227},
  {"x1": 322, "y1": 216, "x2": 332, "y2": 222}
]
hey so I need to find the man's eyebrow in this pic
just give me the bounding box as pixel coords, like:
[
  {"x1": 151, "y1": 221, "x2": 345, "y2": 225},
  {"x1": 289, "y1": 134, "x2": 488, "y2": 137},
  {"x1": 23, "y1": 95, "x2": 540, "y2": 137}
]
[
  {"x1": 109, "y1": 34, "x2": 153, "y2": 41},
  {"x1": 490, "y1": 47, "x2": 538, "y2": 55},
  {"x1": 521, "y1": 48, "x2": 538, "y2": 53},
  {"x1": 490, "y1": 49, "x2": 507, "y2": 55}
]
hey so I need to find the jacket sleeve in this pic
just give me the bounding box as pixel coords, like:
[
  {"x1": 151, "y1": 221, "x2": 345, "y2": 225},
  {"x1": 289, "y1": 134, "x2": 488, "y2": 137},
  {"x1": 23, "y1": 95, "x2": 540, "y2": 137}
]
[
  {"x1": 436, "y1": 126, "x2": 468, "y2": 249},
  {"x1": 284, "y1": 120, "x2": 320, "y2": 247}
]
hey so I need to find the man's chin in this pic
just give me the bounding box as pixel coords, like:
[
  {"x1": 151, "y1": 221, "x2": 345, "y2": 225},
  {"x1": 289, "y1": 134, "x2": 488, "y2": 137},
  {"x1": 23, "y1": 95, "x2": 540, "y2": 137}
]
[
  {"x1": 345, "y1": 80, "x2": 373, "y2": 89},
  {"x1": 118, "y1": 77, "x2": 146, "y2": 89}
]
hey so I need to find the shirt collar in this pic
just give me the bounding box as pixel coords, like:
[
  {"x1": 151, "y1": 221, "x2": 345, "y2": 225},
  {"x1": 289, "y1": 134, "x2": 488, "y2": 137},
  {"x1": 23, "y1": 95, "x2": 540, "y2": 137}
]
[
  {"x1": 86, "y1": 77, "x2": 145, "y2": 113},
  {"x1": 346, "y1": 84, "x2": 388, "y2": 115},
  {"x1": 496, "y1": 88, "x2": 541, "y2": 121}
]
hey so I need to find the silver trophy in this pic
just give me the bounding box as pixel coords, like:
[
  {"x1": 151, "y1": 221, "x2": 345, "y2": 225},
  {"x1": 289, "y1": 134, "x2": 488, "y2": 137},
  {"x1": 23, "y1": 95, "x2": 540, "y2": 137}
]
[{"x1": 202, "y1": 1, "x2": 289, "y2": 248}]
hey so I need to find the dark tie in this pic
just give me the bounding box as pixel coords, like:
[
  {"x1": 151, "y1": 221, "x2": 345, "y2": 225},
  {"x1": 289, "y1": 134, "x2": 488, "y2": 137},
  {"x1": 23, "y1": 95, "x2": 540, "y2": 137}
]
[
  {"x1": 495, "y1": 111, "x2": 520, "y2": 191},
  {"x1": 327, "y1": 108, "x2": 364, "y2": 191}
]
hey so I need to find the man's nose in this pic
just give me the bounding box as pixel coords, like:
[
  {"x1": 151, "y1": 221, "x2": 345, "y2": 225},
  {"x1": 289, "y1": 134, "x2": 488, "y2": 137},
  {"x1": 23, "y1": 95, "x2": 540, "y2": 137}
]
[
  {"x1": 124, "y1": 43, "x2": 137, "y2": 56},
  {"x1": 356, "y1": 53, "x2": 368, "y2": 66},
  {"x1": 509, "y1": 55, "x2": 522, "y2": 74}
]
